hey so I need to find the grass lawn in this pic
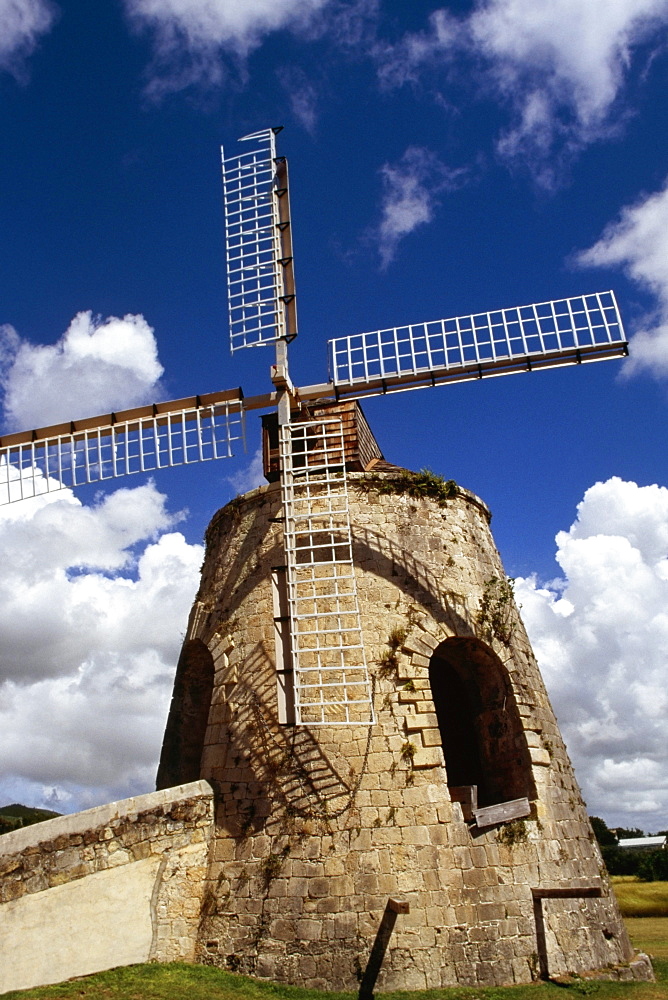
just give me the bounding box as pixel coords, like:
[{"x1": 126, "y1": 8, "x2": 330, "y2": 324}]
[
  {"x1": 625, "y1": 918, "x2": 668, "y2": 960},
  {"x1": 613, "y1": 880, "x2": 668, "y2": 920},
  {"x1": 2, "y1": 956, "x2": 667, "y2": 1000}
]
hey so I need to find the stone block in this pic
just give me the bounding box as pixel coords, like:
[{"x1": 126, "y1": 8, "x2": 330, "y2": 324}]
[
  {"x1": 270, "y1": 918, "x2": 295, "y2": 941},
  {"x1": 296, "y1": 919, "x2": 322, "y2": 941},
  {"x1": 415, "y1": 804, "x2": 439, "y2": 826},
  {"x1": 403, "y1": 635, "x2": 436, "y2": 657},
  {"x1": 421, "y1": 727, "x2": 442, "y2": 746},
  {"x1": 413, "y1": 748, "x2": 443, "y2": 769},
  {"x1": 401, "y1": 827, "x2": 431, "y2": 846},
  {"x1": 308, "y1": 878, "x2": 330, "y2": 898},
  {"x1": 371, "y1": 827, "x2": 402, "y2": 846}
]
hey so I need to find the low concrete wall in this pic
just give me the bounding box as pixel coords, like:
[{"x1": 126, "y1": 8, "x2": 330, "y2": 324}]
[{"x1": 0, "y1": 780, "x2": 214, "y2": 994}]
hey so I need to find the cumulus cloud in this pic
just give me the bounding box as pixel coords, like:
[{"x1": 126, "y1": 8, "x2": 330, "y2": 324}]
[
  {"x1": 375, "y1": 146, "x2": 467, "y2": 268},
  {"x1": 515, "y1": 477, "x2": 668, "y2": 831},
  {"x1": 123, "y1": 0, "x2": 333, "y2": 97},
  {"x1": 469, "y1": 0, "x2": 668, "y2": 182},
  {"x1": 576, "y1": 178, "x2": 668, "y2": 380},
  {"x1": 0, "y1": 311, "x2": 164, "y2": 431},
  {"x1": 0, "y1": 0, "x2": 57, "y2": 80},
  {"x1": 226, "y1": 447, "x2": 265, "y2": 495},
  {"x1": 0, "y1": 481, "x2": 203, "y2": 812},
  {"x1": 378, "y1": 0, "x2": 668, "y2": 187}
]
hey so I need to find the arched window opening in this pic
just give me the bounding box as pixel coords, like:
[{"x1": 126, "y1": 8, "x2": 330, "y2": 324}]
[
  {"x1": 429, "y1": 637, "x2": 536, "y2": 822},
  {"x1": 156, "y1": 639, "x2": 214, "y2": 790}
]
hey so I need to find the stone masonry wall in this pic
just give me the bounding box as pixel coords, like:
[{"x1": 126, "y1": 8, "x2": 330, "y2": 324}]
[
  {"x1": 0, "y1": 780, "x2": 214, "y2": 994},
  {"x1": 168, "y1": 474, "x2": 650, "y2": 991}
]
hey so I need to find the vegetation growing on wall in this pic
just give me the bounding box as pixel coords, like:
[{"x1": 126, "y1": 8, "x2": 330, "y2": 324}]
[
  {"x1": 497, "y1": 819, "x2": 528, "y2": 846},
  {"x1": 377, "y1": 627, "x2": 409, "y2": 677},
  {"x1": 475, "y1": 576, "x2": 517, "y2": 647},
  {"x1": 355, "y1": 468, "x2": 459, "y2": 506}
]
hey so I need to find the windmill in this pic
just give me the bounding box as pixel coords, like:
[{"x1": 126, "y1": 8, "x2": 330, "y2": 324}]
[
  {"x1": 0, "y1": 126, "x2": 627, "y2": 730},
  {"x1": 1, "y1": 127, "x2": 647, "y2": 990}
]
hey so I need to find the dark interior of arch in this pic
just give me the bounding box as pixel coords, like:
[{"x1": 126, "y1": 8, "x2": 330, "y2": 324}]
[
  {"x1": 156, "y1": 639, "x2": 214, "y2": 790},
  {"x1": 429, "y1": 637, "x2": 536, "y2": 808}
]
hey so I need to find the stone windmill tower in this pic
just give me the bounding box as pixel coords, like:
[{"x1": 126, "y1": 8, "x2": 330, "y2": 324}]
[
  {"x1": 0, "y1": 128, "x2": 649, "y2": 991},
  {"x1": 153, "y1": 130, "x2": 643, "y2": 990}
]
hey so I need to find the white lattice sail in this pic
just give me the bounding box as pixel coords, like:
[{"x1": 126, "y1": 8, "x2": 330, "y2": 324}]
[
  {"x1": 221, "y1": 128, "x2": 296, "y2": 351},
  {"x1": 279, "y1": 417, "x2": 374, "y2": 726},
  {"x1": 329, "y1": 290, "x2": 627, "y2": 390},
  {"x1": 0, "y1": 394, "x2": 245, "y2": 505}
]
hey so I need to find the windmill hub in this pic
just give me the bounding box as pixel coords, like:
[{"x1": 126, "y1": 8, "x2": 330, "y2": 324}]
[{"x1": 270, "y1": 363, "x2": 293, "y2": 393}]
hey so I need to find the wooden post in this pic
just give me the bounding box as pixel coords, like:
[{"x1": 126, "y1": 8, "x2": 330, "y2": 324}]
[{"x1": 358, "y1": 898, "x2": 410, "y2": 999}]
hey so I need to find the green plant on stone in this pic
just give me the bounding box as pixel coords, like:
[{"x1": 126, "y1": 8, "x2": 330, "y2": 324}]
[
  {"x1": 258, "y1": 846, "x2": 289, "y2": 889},
  {"x1": 388, "y1": 626, "x2": 408, "y2": 648},
  {"x1": 356, "y1": 468, "x2": 459, "y2": 507},
  {"x1": 377, "y1": 626, "x2": 409, "y2": 678},
  {"x1": 377, "y1": 649, "x2": 399, "y2": 678},
  {"x1": 238, "y1": 803, "x2": 256, "y2": 839},
  {"x1": 497, "y1": 818, "x2": 528, "y2": 846},
  {"x1": 475, "y1": 576, "x2": 517, "y2": 647}
]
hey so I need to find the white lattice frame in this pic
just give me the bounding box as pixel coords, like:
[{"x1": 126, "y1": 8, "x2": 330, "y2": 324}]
[{"x1": 279, "y1": 417, "x2": 374, "y2": 726}]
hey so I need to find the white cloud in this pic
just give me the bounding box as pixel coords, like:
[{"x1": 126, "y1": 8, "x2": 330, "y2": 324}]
[
  {"x1": 375, "y1": 8, "x2": 462, "y2": 90},
  {"x1": 277, "y1": 65, "x2": 319, "y2": 134},
  {"x1": 577, "y1": 178, "x2": 668, "y2": 380},
  {"x1": 226, "y1": 447, "x2": 265, "y2": 495},
  {"x1": 515, "y1": 477, "x2": 668, "y2": 831},
  {"x1": 377, "y1": 0, "x2": 668, "y2": 187},
  {"x1": 375, "y1": 146, "x2": 467, "y2": 268},
  {"x1": 0, "y1": 0, "x2": 57, "y2": 79},
  {"x1": 123, "y1": 0, "x2": 333, "y2": 96},
  {"x1": 0, "y1": 311, "x2": 164, "y2": 431},
  {"x1": 0, "y1": 481, "x2": 203, "y2": 812}
]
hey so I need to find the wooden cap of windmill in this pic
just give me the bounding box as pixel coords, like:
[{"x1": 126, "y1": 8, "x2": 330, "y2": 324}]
[{"x1": 261, "y1": 399, "x2": 400, "y2": 482}]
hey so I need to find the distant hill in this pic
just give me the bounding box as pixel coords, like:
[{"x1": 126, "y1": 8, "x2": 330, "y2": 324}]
[{"x1": 0, "y1": 803, "x2": 61, "y2": 835}]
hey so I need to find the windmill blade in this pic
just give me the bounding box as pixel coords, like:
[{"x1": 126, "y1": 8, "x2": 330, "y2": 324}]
[
  {"x1": 328, "y1": 290, "x2": 627, "y2": 394},
  {"x1": 221, "y1": 127, "x2": 297, "y2": 352},
  {"x1": 279, "y1": 416, "x2": 374, "y2": 726},
  {"x1": 0, "y1": 390, "x2": 244, "y2": 506}
]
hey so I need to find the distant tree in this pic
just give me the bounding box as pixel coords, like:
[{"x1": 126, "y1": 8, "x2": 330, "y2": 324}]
[
  {"x1": 590, "y1": 816, "x2": 618, "y2": 846},
  {"x1": 589, "y1": 818, "x2": 668, "y2": 881},
  {"x1": 613, "y1": 827, "x2": 645, "y2": 840},
  {"x1": 599, "y1": 845, "x2": 639, "y2": 876},
  {"x1": 638, "y1": 850, "x2": 668, "y2": 882},
  {"x1": 0, "y1": 803, "x2": 60, "y2": 836}
]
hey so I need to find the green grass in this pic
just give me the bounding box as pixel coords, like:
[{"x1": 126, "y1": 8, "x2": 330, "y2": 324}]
[
  {"x1": 626, "y1": 918, "x2": 668, "y2": 960},
  {"x1": 613, "y1": 878, "x2": 668, "y2": 918},
  {"x1": 2, "y1": 957, "x2": 667, "y2": 1000}
]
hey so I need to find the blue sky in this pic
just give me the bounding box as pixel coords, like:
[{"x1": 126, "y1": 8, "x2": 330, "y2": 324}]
[{"x1": 1, "y1": 0, "x2": 667, "y2": 831}]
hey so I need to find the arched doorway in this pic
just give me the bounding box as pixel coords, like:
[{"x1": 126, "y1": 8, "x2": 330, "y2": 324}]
[
  {"x1": 156, "y1": 639, "x2": 214, "y2": 789},
  {"x1": 429, "y1": 637, "x2": 535, "y2": 809}
]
